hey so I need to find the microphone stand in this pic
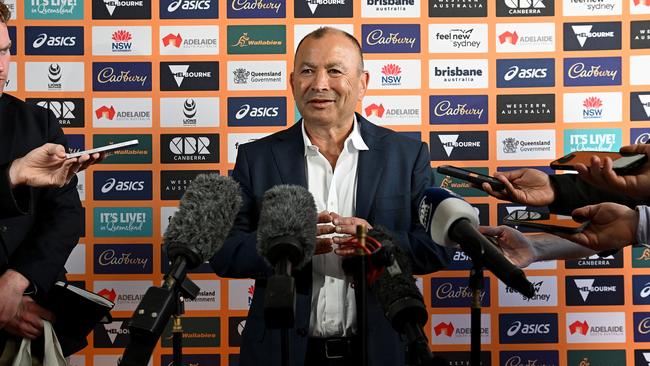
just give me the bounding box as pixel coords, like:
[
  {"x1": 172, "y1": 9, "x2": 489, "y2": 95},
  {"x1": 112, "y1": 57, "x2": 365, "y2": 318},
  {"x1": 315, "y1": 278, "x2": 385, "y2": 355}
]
[
  {"x1": 468, "y1": 256, "x2": 484, "y2": 366},
  {"x1": 357, "y1": 225, "x2": 369, "y2": 366},
  {"x1": 120, "y1": 258, "x2": 200, "y2": 366}
]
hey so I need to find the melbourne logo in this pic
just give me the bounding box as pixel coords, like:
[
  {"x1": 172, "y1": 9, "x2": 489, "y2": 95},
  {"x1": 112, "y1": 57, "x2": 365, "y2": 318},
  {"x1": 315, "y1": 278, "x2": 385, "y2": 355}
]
[
  {"x1": 25, "y1": 26, "x2": 83, "y2": 55},
  {"x1": 92, "y1": 62, "x2": 151, "y2": 91},
  {"x1": 564, "y1": 57, "x2": 621, "y2": 86},
  {"x1": 567, "y1": 276, "x2": 624, "y2": 305},
  {"x1": 161, "y1": 134, "x2": 220, "y2": 163},
  {"x1": 92, "y1": 0, "x2": 151, "y2": 19},
  {"x1": 295, "y1": 0, "x2": 352, "y2": 17},
  {"x1": 496, "y1": 0, "x2": 554, "y2": 16},
  {"x1": 631, "y1": 92, "x2": 650, "y2": 121},
  {"x1": 362, "y1": 24, "x2": 420, "y2": 53},
  {"x1": 227, "y1": 0, "x2": 284, "y2": 18},
  {"x1": 430, "y1": 131, "x2": 488, "y2": 161},
  {"x1": 497, "y1": 58, "x2": 554, "y2": 88},
  {"x1": 565, "y1": 22, "x2": 621, "y2": 51},
  {"x1": 161, "y1": 62, "x2": 219, "y2": 91}
]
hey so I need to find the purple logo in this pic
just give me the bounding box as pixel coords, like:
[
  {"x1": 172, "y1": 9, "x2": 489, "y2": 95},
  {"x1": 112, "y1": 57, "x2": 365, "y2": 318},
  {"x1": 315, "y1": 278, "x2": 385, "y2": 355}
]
[
  {"x1": 634, "y1": 312, "x2": 650, "y2": 342},
  {"x1": 66, "y1": 134, "x2": 85, "y2": 154},
  {"x1": 92, "y1": 62, "x2": 152, "y2": 91},
  {"x1": 500, "y1": 350, "x2": 559, "y2": 366},
  {"x1": 632, "y1": 128, "x2": 650, "y2": 145},
  {"x1": 93, "y1": 244, "x2": 153, "y2": 274},
  {"x1": 564, "y1": 57, "x2": 621, "y2": 86},
  {"x1": 227, "y1": 0, "x2": 285, "y2": 18},
  {"x1": 362, "y1": 24, "x2": 420, "y2": 53},
  {"x1": 499, "y1": 313, "x2": 558, "y2": 344},
  {"x1": 430, "y1": 277, "x2": 490, "y2": 307},
  {"x1": 429, "y1": 95, "x2": 488, "y2": 124}
]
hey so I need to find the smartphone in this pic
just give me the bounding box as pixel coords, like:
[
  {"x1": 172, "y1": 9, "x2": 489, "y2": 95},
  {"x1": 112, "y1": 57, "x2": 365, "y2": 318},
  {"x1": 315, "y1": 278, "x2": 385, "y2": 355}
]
[
  {"x1": 65, "y1": 139, "x2": 139, "y2": 159},
  {"x1": 437, "y1": 165, "x2": 506, "y2": 191},
  {"x1": 550, "y1": 151, "x2": 648, "y2": 175},
  {"x1": 503, "y1": 209, "x2": 589, "y2": 234}
]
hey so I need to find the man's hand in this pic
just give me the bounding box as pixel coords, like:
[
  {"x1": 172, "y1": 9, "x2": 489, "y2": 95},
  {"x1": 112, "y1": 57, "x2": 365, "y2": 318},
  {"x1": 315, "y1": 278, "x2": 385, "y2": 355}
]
[
  {"x1": 8, "y1": 143, "x2": 103, "y2": 188},
  {"x1": 482, "y1": 168, "x2": 555, "y2": 206},
  {"x1": 315, "y1": 211, "x2": 336, "y2": 255},
  {"x1": 478, "y1": 226, "x2": 538, "y2": 268},
  {"x1": 3, "y1": 296, "x2": 55, "y2": 340},
  {"x1": 557, "y1": 202, "x2": 639, "y2": 252},
  {"x1": 575, "y1": 144, "x2": 650, "y2": 199},
  {"x1": 0, "y1": 270, "x2": 30, "y2": 329},
  {"x1": 329, "y1": 212, "x2": 372, "y2": 257}
]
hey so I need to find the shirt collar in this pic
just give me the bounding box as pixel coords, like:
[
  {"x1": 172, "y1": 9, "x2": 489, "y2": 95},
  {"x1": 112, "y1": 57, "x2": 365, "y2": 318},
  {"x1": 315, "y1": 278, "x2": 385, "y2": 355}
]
[{"x1": 301, "y1": 115, "x2": 369, "y2": 157}]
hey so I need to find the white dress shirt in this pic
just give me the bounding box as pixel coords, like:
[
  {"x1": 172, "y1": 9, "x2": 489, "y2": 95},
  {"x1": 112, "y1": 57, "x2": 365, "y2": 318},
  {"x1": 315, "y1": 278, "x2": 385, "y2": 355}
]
[{"x1": 302, "y1": 118, "x2": 369, "y2": 338}]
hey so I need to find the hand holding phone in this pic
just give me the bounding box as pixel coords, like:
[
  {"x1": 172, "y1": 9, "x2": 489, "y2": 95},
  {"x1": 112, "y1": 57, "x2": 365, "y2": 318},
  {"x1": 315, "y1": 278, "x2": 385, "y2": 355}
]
[
  {"x1": 437, "y1": 165, "x2": 506, "y2": 191},
  {"x1": 503, "y1": 209, "x2": 589, "y2": 234},
  {"x1": 550, "y1": 151, "x2": 647, "y2": 175},
  {"x1": 65, "y1": 139, "x2": 139, "y2": 159}
]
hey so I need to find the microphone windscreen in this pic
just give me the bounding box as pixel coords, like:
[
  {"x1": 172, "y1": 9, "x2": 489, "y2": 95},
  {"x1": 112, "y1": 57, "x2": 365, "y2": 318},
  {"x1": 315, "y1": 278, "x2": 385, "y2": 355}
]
[
  {"x1": 257, "y1": 185, "x2": 317, "y2": 270},
  {"x1": 370, "y1": 226, "x2": 427, "y2": 329},
  {"x1": 419, "y1": 187, "x2": 479, "y2": 247},
  {"x1": 165, "y1": 174, "x2": 242, "y2": 268}
]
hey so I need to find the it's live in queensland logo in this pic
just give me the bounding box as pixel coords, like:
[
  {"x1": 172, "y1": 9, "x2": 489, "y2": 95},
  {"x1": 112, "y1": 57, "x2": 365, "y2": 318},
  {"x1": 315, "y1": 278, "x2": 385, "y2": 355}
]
[
  {"x1": 564, "y1": 57, "x2": 621, "y2": 87},
  {"x1": 227, "y1": 0, "x2": 285, "y2": 18},
  {"x1": 563, "y1": 128, "x2": 621, "y2": 154},
  {"x1": 362, "y1": 24, "x2": 420, "y2": 53},
  {"x1": 93, "y1": 207, "x2": 152, "y2": 237},
  {"x1": 92, "y1": 62, "x2": 152, "y2": 91},
  {"x1": 26, "y1": 0, "x2": 84, "y2": 19},
  {"x1": 429, "y1": 95, "x2": 487, "y2": 124}
]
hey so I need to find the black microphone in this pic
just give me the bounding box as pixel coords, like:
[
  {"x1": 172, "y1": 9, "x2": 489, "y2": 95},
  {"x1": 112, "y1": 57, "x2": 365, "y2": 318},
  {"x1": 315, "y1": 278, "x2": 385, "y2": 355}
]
[
  {"x1": 164, "y1": 173, "x2": 242, "y2": 287},
  {"x1": 368, "y1": 227, "x2": 437, "y2": 365},
  {"x1": 419, "y1": 188, "x2": 535, "y2": 298},
  {"x1": 256, "y1": 184, "x2": 317, "y2": 328},
  {"x1": 121, "y1": 174, "x2": 241, "y2": 366}
]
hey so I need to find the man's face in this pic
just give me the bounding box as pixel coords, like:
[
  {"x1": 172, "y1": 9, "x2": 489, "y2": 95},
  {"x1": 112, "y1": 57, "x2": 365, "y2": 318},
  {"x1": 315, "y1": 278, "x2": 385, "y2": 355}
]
[
  {"x1": 0, "y1": 23, "x2": 10, "y2": 95},
  {"x1": 290, "y1": 32, "x2": 369, "y2": 127}
]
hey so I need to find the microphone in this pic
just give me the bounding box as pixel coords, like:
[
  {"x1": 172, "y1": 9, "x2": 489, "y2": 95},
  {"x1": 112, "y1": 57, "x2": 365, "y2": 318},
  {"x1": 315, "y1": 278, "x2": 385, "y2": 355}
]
[
  {"x1": 164, "y1": 173, "x2": 242, "y2": 287},
  {"x1": 256, "y1": 184, "x2": 317, "y2": 328},
  {"x1": 121, "y1": 174, "x2": 241, "y2": 366},
  {"x1": 419, "y1": 188, "x2": 535, "y2": 298},
  {"x1": 368, "y1": 227, "x2": 437, "y2": 365}
]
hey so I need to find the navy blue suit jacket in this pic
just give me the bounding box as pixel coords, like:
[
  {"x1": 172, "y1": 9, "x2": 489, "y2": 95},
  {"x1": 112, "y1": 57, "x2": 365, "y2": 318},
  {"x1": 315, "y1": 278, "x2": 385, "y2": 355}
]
[{"x1": 211, "y1": 115, "x2": 448, "y2": 366}]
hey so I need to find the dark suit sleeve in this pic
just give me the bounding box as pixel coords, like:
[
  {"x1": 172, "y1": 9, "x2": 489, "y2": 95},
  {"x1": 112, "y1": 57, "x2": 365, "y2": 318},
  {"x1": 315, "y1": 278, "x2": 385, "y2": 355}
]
[
  {"x1": 8, "y1": 109, "x2": 82, "y2": 294},
  {"x1": 210, "y1": 145, "x2": 272, "y2": 279},
  {"x1": 0, "y1": 162, "x2": 32, "y2": 218},
  {"x1": 388, "y1": 142, "x2": 450, "y2": 275},
  {"x1": 548, "y1": 174, "x2": 643, "y2": 215}
]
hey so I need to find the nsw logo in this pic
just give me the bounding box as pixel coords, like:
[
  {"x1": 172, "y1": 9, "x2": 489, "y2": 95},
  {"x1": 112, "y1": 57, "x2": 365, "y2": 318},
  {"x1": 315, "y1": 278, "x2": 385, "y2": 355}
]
[
  {"x1": 429, "y1": 95, "x2": 487, "y2": 125},
  {"x1": 498, "y1": 313, "x2": 558, "y2": 344},
  {"x1": 496, "y1": 58, "x2": 554, "y2": 88},
  {"x1": 564, "y1": 57, "x2": 621, "y2": 87},
  {"x1": 362, "y1": 24, "x2": 420, "y2": 53},
  {"x1": 92, "y1": 62, "x2": 151, "y2": 91},
  {"x1": 93, "y1": 171, "x2": 152, "y2": 201},
  {"x1": 25, "y1": 26, "x2": 84, "y2": 55},
  {"x1": 227, "y1": 97, "x2": 286, "y2": 126},
  {"x1": 161, "y1": 0, "x2": 219, "y2": 18}
]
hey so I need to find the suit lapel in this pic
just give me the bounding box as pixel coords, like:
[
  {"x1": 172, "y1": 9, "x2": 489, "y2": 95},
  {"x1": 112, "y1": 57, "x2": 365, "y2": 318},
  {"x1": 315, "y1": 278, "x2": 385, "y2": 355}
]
[
  {"x1": 271, "y1": 121, "x2": 307, "y2": 187},
  {"x1": 0, "y1": 95, "x2": 18, "y2": 165},
  {"x1": 356, "y1": 115, "x2": 386, "y2": 219}
]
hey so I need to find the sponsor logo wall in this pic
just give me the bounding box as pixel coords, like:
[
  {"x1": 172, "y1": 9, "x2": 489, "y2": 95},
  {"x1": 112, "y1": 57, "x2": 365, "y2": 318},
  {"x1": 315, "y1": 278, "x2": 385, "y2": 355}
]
[{"x1": 8, "y1": 1, "x2": 646, "y2": 364}]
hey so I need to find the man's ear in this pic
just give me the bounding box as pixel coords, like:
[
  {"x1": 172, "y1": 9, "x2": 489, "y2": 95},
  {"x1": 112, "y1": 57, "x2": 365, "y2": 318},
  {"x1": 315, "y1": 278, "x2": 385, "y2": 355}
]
[{"x1": 358, "y1": 70, "x2": 370, "y2": 101}]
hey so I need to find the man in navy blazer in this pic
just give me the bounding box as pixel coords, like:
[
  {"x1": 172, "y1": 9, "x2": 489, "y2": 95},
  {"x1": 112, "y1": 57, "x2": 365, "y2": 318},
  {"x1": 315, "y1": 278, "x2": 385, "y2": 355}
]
[
  {"x1": 211, "y1": 27, "x2": 448, "y2": 366},
  {"x1": 0, "y1": 3, "x2": 87, "y2": 356}
]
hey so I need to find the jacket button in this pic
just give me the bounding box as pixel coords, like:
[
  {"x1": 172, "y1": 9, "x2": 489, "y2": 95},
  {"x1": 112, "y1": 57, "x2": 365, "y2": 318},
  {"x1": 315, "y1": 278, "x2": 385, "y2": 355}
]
[
  {"x1": 297, "y1": 328, "x2": 308, "y2": 337},
  {"x1": 0, "y1": 226, "x2": 6, "y2": 232}
]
